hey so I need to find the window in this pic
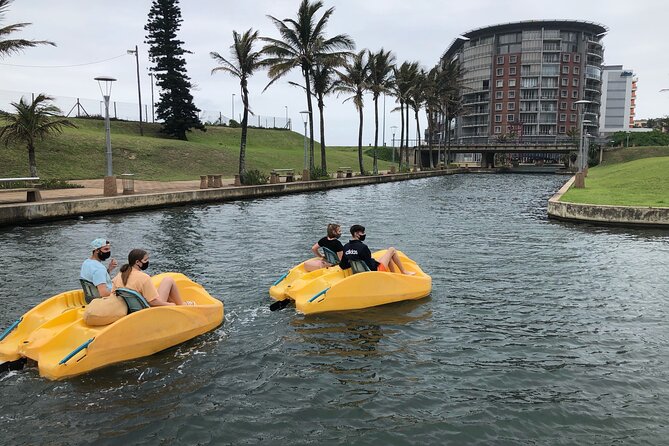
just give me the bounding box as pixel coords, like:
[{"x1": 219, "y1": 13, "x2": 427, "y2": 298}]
[
  {"x1": 495, "y1": 103, "x2": 503, "y2": 111},
  {"x1": 496, "y1": 68, "x2": 504, "y2": 76},
  {"x1": 570, "y1": 114, "x2": 577, "y2": 122},
  {"x1": 560, "y1": 102, "x2": 567, "y2": 110},
  {"x1": 574, "y1": 54, "x2": 580, "y2": 63},
  {"x1": 494, "y1": 126, "x2": 502, "y2": 133},
  {"x1": 559, "y1": 126, "x2": 566, "y2": 133},
  {"x1": 572, "y1": 90, "x2": 579, "y2": 98},
  {"x1": 561, "y1": 90, "x2": 568, "y2": 98},
  {"x1": 562, "y1": 66, "x2": 570, "y2": 74},
  {"x1": 572, "y1": 78, "x2": 579, "y2": 87},
  {"x1": 496, "y1": 91, "x2": 504, "y2": 99},
  {"x1": 495, "y1": 114, "x2": 502, "y2": 122},
  {"x1": 509, "y1": 79, "x2": 516, "y2": 87},
  {"x1": 562, "y1": 54, "x2": 570, "y2": 62},
  {"x1": 496, "y1": 79, "x2": 504, "y2": 88},
  {"x1": 559, "y1": 114, "x2": 567, "y2": 122},
  {"x1": 507, "y1": 114, "x2": 515, "y2": 122},
  {"x1": 571, "y1": 103, "x2": 577, "y2": 111},
  {"x1": 509, "y1": 66, "x2": 517, "y2": 75},
  {"x1": 510, "y1": 55, "x2": 517, "y2": 63},
  {"x1": 497, "y1": 56, "x2": 504, "y2": 64},
  {"x1": 507, "y1": 102, "x2": 515, "y2": 111},
  {"x1": 561, "y1": 78, "x2": 569, "y2": 86},
  {"x1": 508, "y1": 90, "x2": 516, "y2": 99},
  {"x1": 573, "y1": 66, "x2": 580, "y2": 74},
  {"x1": 570, "y1": 125, "x2": 576, "y2": 131}
]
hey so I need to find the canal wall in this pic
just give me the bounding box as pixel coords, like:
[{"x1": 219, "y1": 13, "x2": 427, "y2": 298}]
[
  {"x1": 0, "y1": 170, "x2": 455, "y2": 226},
  {"x1": 547, "y1": 177, "x2": 669, "y2": 228}
]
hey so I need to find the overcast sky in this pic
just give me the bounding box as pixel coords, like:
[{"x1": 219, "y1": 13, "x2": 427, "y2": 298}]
[{"x1": 1, "y1": 0, "x2": 668, "y2": 145}]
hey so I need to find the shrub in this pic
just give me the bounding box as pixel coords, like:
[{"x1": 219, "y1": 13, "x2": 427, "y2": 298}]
[
  {"x1": 309, "y1": 166, "x2": 330, "y2": 180},
  {"x1": 240, "y1": 169, "x2": 268, "y2": 185}
]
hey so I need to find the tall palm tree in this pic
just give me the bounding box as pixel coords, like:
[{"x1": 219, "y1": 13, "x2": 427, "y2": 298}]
[
  {"x1": 0, "y1": 94, "x2": 75, "y2": 177},
  {"x1": 437, "y1": 59, "x2": 464, "y2": 166},
  {"x1": 334, "y1": 50, "x2": 369, "y2": 174},
  {"x1": 211, "y1": 28, "x2": 264, "y2": 178},
  {"x1": 367, "y1": 49, "x2": 395, "y2": 174},
  {"x1": 409, "y1": 68, "x2": 427, "y2": 168},
  {"x1": 392, "y1": 61, "x2": 419, "y2": 169},
  {"x1": 424, "y1": 66, "x2": 440, "y2": 168},
  {"x1": 0, "y1": 0, "x2": 54, "y2": 59},
  {"x1": 311, "y1": 62, "x2": 339, "y2": 171},
  {"x1": 261, "y1": 0, "x2": 354, "y2": 171}
]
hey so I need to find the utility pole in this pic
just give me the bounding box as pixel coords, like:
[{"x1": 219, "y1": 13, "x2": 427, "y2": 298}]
[
  {"x1": 128, "y1": 45, "x2": 144, "y2": 135},
  {"x1": 149, "y1": 72, "x2": 155, "y2": 123}
]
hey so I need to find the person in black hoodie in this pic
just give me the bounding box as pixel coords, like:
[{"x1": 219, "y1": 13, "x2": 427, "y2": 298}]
[{"x1": 340, "y1": 224, "x2": 415, "y2": 274}]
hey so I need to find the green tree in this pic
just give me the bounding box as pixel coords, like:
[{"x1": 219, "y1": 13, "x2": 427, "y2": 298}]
[
  {"x1": 211, "y1": 28, "x2": 264, "y2": 177},
  {"x1": 334, "y1": 50, "x2": 369, "y2": 174},
  {"x1": 0, "y1": 94, "x2": 75, "y2": 177},
  {"x1": 409, "y1": 68, "x2": 427, "y2": 168},
  {"x1": 145, "y1": 0, "x2": 204, "y2": 140},
  {"x1": 392, "y1": 61, "x2": 419, "y2": 168},
  {"x1": 367, "y1": 48, "x2": 395, "y2": 174},
  {"x1": 311, "y1": 62, "x2": 339, "y2": 171},
  {"x1": 437, "y1": 59, "x2": 464, "y2": 165},
  {"x1": 262, "y1": 0, "x2": 354, "y2": 170},
  {"x1": 0, "y1": 0, "x2": 54, "y2": 58}
]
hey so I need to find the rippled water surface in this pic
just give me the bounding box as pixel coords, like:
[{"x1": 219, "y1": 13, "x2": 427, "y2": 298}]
[{"x1": 1, "y1": 174, "x2": 669, "y2": 445}]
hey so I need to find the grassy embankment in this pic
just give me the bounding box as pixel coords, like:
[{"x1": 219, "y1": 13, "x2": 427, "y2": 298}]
[
  {"x1": 0, "y1": 118, "x2": 393, "y2": 181},
  {"x1": 560, "y1": 146, "x2": 669, "y2": 207}
]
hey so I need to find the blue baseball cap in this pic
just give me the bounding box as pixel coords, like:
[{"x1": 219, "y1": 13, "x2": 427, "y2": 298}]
[{"x1": 90, "y1": 238, "x2": 109, "y2": 249}]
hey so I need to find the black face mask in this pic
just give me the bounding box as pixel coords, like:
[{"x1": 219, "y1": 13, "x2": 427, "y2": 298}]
[
  {"x1": 98, "y1": 250, "x2": 111, "y2": 261},
  {"x1": 334, "y1": 234, "x2": 341, "y2": 239},
  {"x1": 359, "y1": 234, "x2": 366, "y2": 242},
  {"x1": 139, "y1": 260, "x2": 149, "y2": 271}
]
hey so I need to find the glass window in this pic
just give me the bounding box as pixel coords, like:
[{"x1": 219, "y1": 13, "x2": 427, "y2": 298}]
[
  {"x1": 495, "y1": 115, "x2": 502, "y2": 122},
  {"x1": 559, "y1": 114, "x2": 566, "y2": 122},
  {"x1": 574, "y1": 66, "x2": 580, "y2": 74},
  {"x1": 559, "y1": 126, "x2": 566, "y2": 133},
  {"x1": 494, "y1": 126, "x2": 502, "y2": 133},
  {"x1": 507, "y1": 114, "x2": 515, "y2": 122},
  {"x1": 496, "y1": 79, "x2": 504, "y2": 88},
  {"x1": 562, "y1": 66, "x2": 569, "y2": 74},
  {"x1": 561, "y1": 78, "x2": 569, "y2": 86},
  {"x1": 562, "y1": 54, "x2": 570, "y2": 62},
  {"x1": 574, "y1": 54, "x2": 581, "y2": 63},
  {"x1": 497, "y1": 56, "x2": 504, "y2": 64},
  {"x1": 495, "y1": 103, "x2": 503, "y2": 111},
  {"x1": 496, "y1": 91, "x2": 503, "y2": 99},
  {"x1": 509, "y1": 66, "x2": 517, "y2": 75},
  {"x1": 572, "y1": 78, "x2": 579, "y2": 87},
  {"x1": 509, "y1": 79, "x2": 517, "y2": 87},
  {"x1": 570, "y1": 114, "x2": 577, "y2": 122},
  {"x1": 510, "y1": 55, "x2": 517, "y2": 63},
  {"x1": 561, "y1": 90, "x2": 568, "y2": 98},
  {"x1": 572, "y1": 90, "x2": 579, "y2": 98},
  {"x1": 508, "y1": 90, "x2": 516, "y2": 99},
  {"x1": 497, "y1": 68, "x2": 504, "y2": 76},
  {"x1": 571, "y1": 103, "x2": 577, "y2": 110},
  {"x1": 507, "y1": 102, "x2": 515, "y2": 111},
  {"x1": 560, "y1": 102, "x2": 567, "y2": 110}
]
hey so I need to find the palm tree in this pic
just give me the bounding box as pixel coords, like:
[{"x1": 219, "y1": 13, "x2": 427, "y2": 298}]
[
  {"x1": 367, "y1": 49, "x2": 395, "y2": 174},
  {"x1": 261, "y1": 0, "x2": 354, "y2": 171},
  {"x1": 0, "y1": 94, "x2": 75, "y2": 177},
  {"x1": 438, "y1": 59, "x2": 464, "y2": 166},
  {"x1": 409, "y1": 68, "x2": 427, "y2": 168},
  {"x1": 311, "y1": 62, "x2": 339, "y2": 171},
  {"x1": 423, "y1": 66, "x2": 440, "y2": 168},
  {"x1": 211, "y1": 28, "x2": 264, "y2": 178},
  {"x1": 0, "y1": 0, "x2": 54, "y2": 59},
  {"x1": 392, "y1": 62, "x2": 419, "y2": 169},
  {"x1": 334, "y1": 50, "x2": 369, "y2": 174}
]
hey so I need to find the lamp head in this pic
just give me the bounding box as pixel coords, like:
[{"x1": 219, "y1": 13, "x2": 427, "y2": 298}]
[{"x1": 94, "y1": 76, "x2": 117, "y2": 97}]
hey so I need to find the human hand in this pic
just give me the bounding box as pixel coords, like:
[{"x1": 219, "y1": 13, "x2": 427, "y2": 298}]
[{"x1": 108, "y1": 258, "x2": 118, "y2": 272}]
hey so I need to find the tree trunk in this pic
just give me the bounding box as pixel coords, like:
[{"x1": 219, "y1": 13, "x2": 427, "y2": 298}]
[
  {"x1": 405, "y1": 104, "x2": 410, "y2": 166},
  {"x1": 414, "y1": 107, "x2": 421, "y2": 169},
  {"x1": 357, "y1": 106, "x2": 364, "y2": 174},
  {"x1": 399, "y1": 101, "x2": 405, "y2": 170},
  {"x1": 373, "y1": 94, "x2": 379, "y2": 175},
  {"x1": 239, "y1": 85, "x2": 249, "y2": 176},
  {"x1": 303, "y1": 67, "x2": 315, "y2": 170},
  {"x1": 428, "y1": 109, "x2": 434, "y2": 169},
  {"x1": 318, "y1": 94, "x2": 326, "y2": 172},
  {"x1": 446, "y1": 116, "x2": 452, "y2": 167},
  {"x1": 27, "y1": 141, "x2": 37, "y2": 177}
]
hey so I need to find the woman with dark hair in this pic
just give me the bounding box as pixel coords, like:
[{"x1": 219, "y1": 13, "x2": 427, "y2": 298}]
[
  {"x1": 112, "y1": 249, "x2": 192, "y2": 307},
  {"x1": 304, "y1": 223, "x2": 344, "y2": 272}
]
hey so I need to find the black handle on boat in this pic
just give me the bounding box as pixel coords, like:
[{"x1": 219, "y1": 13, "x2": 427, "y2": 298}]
[{"x1": 270, "y1": 299, "x2": 290, "y2": 311}]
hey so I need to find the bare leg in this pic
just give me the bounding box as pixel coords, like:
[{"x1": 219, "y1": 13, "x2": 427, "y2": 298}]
[
  {"x1": 157, "y1": 276, "x2": 186, "y2": 305},
  {"x1": 378, "y1": 247, "x2": 414, "y2": 275}
]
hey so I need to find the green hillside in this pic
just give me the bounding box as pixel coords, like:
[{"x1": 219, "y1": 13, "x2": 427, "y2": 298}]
[
  {"x1": 0, "y1": 118, "x2": 393, "y2": 180},
  {"x1": 561, "y1": 148, "x2": 669, "y2": 207}
]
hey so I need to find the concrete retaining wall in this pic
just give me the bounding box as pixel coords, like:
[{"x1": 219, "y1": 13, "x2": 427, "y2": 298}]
[
  {"x1": 547, "y1": 177, "x2": 669, "y2": 228},
  {"x1": 0, "y1": 170, "x2": 455, "y2": 227}
]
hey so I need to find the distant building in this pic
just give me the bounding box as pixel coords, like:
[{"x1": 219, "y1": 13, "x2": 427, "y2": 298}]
[
  {"x1": 599, "y1": 65, "x2": 637, "y2": 134},
  {"x1": 443, "y1": 20, "x2": 607, "y2": 146}
]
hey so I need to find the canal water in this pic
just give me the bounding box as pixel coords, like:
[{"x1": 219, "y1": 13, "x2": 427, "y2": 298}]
[{"x1": 1, "y1": 174, "x2": 668, "y2": 445}]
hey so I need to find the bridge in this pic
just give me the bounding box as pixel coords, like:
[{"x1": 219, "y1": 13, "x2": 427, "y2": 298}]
[{"x1": 417, "y1": 142, "x2": 578, "y2": 167}]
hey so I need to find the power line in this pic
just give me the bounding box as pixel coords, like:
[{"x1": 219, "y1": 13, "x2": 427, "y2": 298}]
[{"x1": 0, "y1": 53, "x2": 128, "y2": 68}]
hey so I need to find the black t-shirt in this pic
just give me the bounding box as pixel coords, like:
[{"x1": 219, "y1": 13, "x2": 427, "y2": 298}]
[
  {"x1": 340, "y1": 239, "x2": 379, "y2": 271},
  {"x1": 318, "y1": 236, "x2": 344, "y2": 254}
]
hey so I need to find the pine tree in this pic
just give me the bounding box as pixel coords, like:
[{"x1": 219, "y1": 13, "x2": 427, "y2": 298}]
[{"x1": 145, "y1": 0, "x2": 204, "y2": 140}]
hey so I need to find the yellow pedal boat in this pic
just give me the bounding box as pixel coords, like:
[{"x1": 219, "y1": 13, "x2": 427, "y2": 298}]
[
  {"x1": 269, "y1": 250, "x2": 431, "y2": 315},
  {"x1": 0, "y1": 273, "x2": 223, "y2": 380}
]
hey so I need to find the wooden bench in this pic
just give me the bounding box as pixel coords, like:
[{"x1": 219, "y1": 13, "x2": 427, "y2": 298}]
[
  {"x1": 0, "y1": 177, "x2": 42, "y2": 202},
  {"x1": 270, "y1": 169, "x2": 294, "y2": 184},
  {"x1": 336, "y1": 167, "x2": 353, "y2": 178}
]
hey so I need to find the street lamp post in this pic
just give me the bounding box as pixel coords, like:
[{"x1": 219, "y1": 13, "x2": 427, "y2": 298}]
[
  {"x1": 390, "y1": 125, "x2": 398, "y2": 162},
  {"x1": 127, "y1": 46, "x2": 143, "y2": 136},
  {"x1": 285, "y1": 105, "x2": 288, "y2": 130},
  {"x1": 148, "y1": 72, "x2": 155, "y2": 123},
  {"x1": 300, "y1": 110, "x2": 310, "y2": 180},
  {"x1": 232, "y1": 93, "x2": 235, "y2": 124},
  {"x1": 574, "y1": 99, "x2": 592, "y2": 188},
  {"x1": 95, "y1": 76, "x2": 117, "y2": 196}
]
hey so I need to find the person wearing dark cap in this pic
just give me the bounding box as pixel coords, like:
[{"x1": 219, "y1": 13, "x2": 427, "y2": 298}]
[
  {"x1": 80, "y1": 238, "x2": 117, "y2": 297},
  {"x1": 340, "y1": 225, "x2": 415, "y2": 275}
]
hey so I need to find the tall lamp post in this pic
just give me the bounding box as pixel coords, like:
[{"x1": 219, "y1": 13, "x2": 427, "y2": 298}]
[
  {"x1": 390, "y1": 125, "x2": 398, "y2": 162},
  {"x1": 285, "y1": 105, "x2": 288, "y2": 129},
  {"x1": 574, "y1": 99, "x2": 592, "y2": 188},
  {"x1": 231, "y1": 93, "x2": 235, "y2": 123},
  {"x1": 300, "y1": 110, "x2": 310, "y2": 180},
  {"x1": 148, "y1": 72, "x2": 155, "y2": 123},
  {"x1": 95, "y1": 76, "x2": 117, "y2": 196},
  {"x1": 127, "y1": 46, "x2": 143, "y2": 136}
]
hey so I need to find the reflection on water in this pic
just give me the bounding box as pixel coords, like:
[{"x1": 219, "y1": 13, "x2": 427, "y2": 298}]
[{"x1": 1, "y1": 174, "x2": 669, "y2": 444}]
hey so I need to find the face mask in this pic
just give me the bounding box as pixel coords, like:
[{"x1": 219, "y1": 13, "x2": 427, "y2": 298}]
[
  {"x1": 98, "y1": 250, "x2": 111, "y2": 261},
  {"x1": 140, "y1": 260, "x2": 149, "y2": 271},
  {"x1": 359, "y1": 234, "x2": 366, "y2": 242},
  {"x1": 335, "y1": 234, "x2": 341, "y2": 239}
]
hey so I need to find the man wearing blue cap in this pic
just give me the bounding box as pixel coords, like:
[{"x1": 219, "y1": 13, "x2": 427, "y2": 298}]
[{"x1": 80, "y1": 238, "x2": 118, "y2": 297}]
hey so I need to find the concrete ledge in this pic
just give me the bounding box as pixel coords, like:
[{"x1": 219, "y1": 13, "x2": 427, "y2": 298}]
[
  {"x1": 0, "y1": 169, "x2": 456, "y2": 227},
  {"x1": 547, "y1": 176, "x2": 669, "y2": 228}
]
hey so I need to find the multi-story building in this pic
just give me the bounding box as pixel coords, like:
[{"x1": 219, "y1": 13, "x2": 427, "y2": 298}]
[
  {"x1": 442, "y1": 20, "x2": 607, "y2": 145},
  {"x1": 599, "y1": 65, "x2": 637, "y2": 134}
]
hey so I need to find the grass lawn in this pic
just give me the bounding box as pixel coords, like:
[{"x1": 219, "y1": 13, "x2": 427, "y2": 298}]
[
  {"x1": 560, "y1": 154, "x2": 669, "y2": 207},
  {"x1": 0, "y1": 118, "x2": 394, "y2": 181}
]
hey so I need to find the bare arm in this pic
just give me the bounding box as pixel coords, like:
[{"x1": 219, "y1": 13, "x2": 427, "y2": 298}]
[
  {"x1": 149, "y1": 298, "x2": 175, "y2": 307},
  {"x1": 311, "y1": 243, "x2": 323, "y2": 258},
  {"x1": 96, "y1": 284, "x2": 112, "y2": 297}
]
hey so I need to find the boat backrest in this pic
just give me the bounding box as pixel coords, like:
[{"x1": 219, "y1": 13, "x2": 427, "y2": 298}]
[
  {"x1": 80, "y1": 279, "x2": 101, "y2": 304},
  {"x1": 349, "y1": 259, "x2": 371, "y2": 274},
  {"x1": 115, "y1": 288, "x2": 151, "y2": 313},
  {"x1": 322, "y1": 247, "x2": 340, "y2": 265}
]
